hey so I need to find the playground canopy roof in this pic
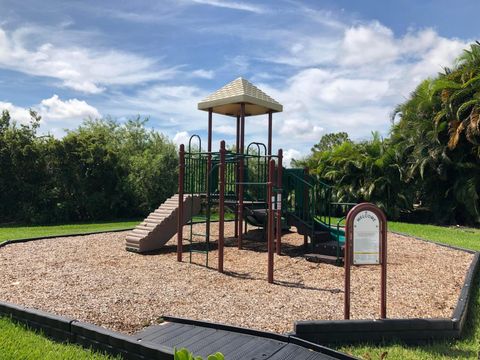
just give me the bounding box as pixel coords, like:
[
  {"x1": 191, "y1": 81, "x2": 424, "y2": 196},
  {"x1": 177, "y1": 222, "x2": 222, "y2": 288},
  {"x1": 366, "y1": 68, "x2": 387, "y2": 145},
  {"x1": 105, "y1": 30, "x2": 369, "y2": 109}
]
[{"x1": 198, "y1": 77, "x2": 283, "y2": 117}]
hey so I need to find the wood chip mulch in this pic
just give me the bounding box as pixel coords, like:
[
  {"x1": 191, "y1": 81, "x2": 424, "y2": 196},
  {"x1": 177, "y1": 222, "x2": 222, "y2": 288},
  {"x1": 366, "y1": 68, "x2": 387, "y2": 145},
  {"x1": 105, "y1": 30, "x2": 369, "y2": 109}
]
[{"x1": 0, "y1": 222, "x2": 473, "y2": 334}]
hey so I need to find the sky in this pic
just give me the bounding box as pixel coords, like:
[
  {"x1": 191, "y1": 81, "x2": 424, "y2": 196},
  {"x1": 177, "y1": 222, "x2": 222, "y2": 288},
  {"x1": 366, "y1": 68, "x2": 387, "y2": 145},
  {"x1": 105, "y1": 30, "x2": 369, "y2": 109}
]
[{"x1": 0, "y1": 0, "x2": 478, "y2": 165}]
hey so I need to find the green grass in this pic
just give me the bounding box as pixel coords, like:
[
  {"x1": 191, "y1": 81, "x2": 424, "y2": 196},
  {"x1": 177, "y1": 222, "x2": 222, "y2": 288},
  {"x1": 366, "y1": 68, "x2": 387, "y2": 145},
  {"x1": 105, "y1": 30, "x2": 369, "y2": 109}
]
[
  {"x1": 0, "y1": 316, "x2": 119, "y2": 360},
  {"x1": 336, "y1": 220, "x2": 480, "y2": 359},
  {"x1": 191, "y1": 212, "x2": 236, "y2": 223},
  {"x1": 329, "y1": 218, "x2": 480, "y2": 251},
  {"x1": 0, "y1": 220, "x2": 140, "y2": 244},
  {"x1": 387, "y1": 222, "x2": 480, "y2": 251}
]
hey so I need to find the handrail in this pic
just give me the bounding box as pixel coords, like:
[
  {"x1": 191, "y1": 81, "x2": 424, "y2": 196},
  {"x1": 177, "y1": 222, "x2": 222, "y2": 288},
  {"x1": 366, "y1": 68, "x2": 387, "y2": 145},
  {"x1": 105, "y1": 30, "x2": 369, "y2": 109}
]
[
  {"x1": 284, "y1": 168, "x2": 338, "y2": 241},
  {"x1": 246, "y1": 142, "x2": 267, "y2": 156},
  {"x1": 188, "y1": 134, "x2": 202, "y2": 153},
  {"x1": 286, "y1": 171, "x2": 314, "y2": 188}
]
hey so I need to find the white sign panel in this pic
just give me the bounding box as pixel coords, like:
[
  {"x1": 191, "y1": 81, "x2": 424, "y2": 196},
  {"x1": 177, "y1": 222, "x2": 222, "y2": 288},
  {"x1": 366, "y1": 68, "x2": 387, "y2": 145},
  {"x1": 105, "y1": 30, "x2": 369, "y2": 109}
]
[{"x1": 353, "y1": 210, "x2": 380, "y2": 265}]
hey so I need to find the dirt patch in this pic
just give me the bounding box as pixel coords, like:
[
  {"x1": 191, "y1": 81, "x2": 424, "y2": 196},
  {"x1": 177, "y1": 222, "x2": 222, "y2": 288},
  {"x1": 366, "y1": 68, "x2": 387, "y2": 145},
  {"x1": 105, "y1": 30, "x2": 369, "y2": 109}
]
[{"x1": 0, "y1": 222, "x2": 473, "y2": 334}]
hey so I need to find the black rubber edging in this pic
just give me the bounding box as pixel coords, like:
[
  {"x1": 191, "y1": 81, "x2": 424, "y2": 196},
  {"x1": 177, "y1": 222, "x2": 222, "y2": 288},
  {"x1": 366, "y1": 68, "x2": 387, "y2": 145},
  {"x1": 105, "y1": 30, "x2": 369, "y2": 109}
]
[
  {"x1": 0, "y1": 300, "x2": 174, "y2": 360},
  {"x1": 0, "y1": 227, "x2": 135, "y2": 249},
  {"x1": 163, "y1": 316, "x2": 360, "y2": 359},
  {"x1": 294, "y1": 236, "x2": 480, "y2": 345}
]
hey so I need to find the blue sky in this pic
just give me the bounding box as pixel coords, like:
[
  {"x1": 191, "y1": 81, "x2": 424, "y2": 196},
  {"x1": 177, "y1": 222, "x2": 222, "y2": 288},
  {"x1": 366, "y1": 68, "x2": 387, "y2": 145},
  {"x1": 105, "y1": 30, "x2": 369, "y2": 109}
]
[{"x1": 0, "y1": 0, "x2": 478, "y2": 164}]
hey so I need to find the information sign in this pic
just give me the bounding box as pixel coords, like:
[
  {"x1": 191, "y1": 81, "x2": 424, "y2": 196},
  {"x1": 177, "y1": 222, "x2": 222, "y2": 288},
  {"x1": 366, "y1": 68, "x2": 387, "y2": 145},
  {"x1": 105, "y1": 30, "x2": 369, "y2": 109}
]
[{"x1": 353, "y1": 210, "x2": 380, "y2": 265}]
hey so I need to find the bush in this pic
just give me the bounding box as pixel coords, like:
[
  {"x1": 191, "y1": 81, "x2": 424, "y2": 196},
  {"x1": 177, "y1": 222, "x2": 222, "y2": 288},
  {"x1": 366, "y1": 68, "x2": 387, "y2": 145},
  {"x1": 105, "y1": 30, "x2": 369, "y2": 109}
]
[{"x1": 0, "y1": 113, "x2": 178, "y2": 224}]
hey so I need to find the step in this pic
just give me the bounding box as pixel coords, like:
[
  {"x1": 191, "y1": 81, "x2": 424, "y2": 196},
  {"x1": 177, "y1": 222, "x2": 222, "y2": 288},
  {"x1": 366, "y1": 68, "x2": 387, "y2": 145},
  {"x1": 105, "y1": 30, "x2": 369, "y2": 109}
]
[
  {"x1": 139, "y1": 221, "x2": 158, "y2": 227},
  {"x1": 132, "y1": 228, "x2": 151, "y2": 236},
  {"x1": 154, "y1": 211, "x2": 175, "y2": 217},
  {"x1": 305, "y1": 253, "x2": 343, "y2": 265},
  {"x1": 147, "y1": 214, "x2": 165, "y2": 220},
  {"x1": 312, "y1": 240, "x2": 345, "y2": 257},
  {"x1": 144, "y1": 218, "x2": 163, "y2": 224},
  {"x1": 157, "y1": 205, "x2": 177, "y2": 210},
  {"x1": 125, "y1": 239, "x2": 140, "y2": 246},
  {"x1": 154, "y1": 208, "x2": 175, "y2": 213},
  {"x1": 126, "y1": 235, "x2": 142, "y2": 243},
  {"x1": 313, "y1": 231, "x2": 332, "y2": 242},
  {"x1": 126, "y1": 232, "x2": 143, "y2": 239},
  {"x1": 138, "y1": 224, "x2": 158, "y2": 231}
]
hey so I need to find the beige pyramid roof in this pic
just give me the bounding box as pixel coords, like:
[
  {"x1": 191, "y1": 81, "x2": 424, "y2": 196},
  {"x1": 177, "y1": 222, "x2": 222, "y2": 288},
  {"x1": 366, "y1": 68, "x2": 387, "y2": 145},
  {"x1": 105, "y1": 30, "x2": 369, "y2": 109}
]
[{"x1": 198, "y1": 77, "x2": 283, "y2": 117}]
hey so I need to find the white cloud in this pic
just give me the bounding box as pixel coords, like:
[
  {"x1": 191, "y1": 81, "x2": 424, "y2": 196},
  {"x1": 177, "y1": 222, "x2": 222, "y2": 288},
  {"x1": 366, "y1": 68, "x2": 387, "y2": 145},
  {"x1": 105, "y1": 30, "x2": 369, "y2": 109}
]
[
  {"x1": 190, "y1": 0, "x2": 264, "y2": 13},
  {"x1": 0, "y1": 95, "x2": 101, "y2": 136},
  {"x1": 215, "y1": 124, "x2": 237, "y2": 135},
  {"x1": 109, "y1": 20, "x2": 467, "y2": 156},
  {"x1": 173, "y1": 131, "x2": 191, "y2": 147},
  {"x1": 278, "y1": 117, "x2": 324, "y2": 143},
  {"x1": 255, "y1": 23, "x2": 470, "y2": 154},
  {"x1": 37, "y1": 95, "x2": 100, "y2": 121},
  {"x1": 340, "y1": 21, "x2": 398, "y2": 66},
  {"x1": 0, "y1": 101, "x2": 32, "y2": 124},
  {"x1": 0, "y1": 26, "x2": 178, "y2": 94},
  {"x1": 282, "y1": 148, "x2": 302, "y2": 168},
  {"x1": 113, "y1": 85, "x2": 207, "y2": 131},
  {"x1": 1, "y1": 9, "x2": 467, "y2": 160},
  {"x1": 191, "y1": 69, "x2": 215, "y2": 79}
]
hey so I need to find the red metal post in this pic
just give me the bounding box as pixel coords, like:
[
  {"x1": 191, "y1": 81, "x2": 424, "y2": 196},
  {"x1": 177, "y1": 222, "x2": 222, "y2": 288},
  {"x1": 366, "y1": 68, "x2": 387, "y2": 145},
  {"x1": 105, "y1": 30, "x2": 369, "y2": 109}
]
[
  {"x1": 208, "y1": 108, "x2": 213, "y2": 155},
  {"x1": 381, "y1": 214, "x2": 388, "y2": 319},
  {"x1": 268, "y1": 111, "x2": 272, "y2": 158},
  {"x1": 240, "y1": 103, "x2": 245, "y2": 154},
  {"x1": 177, "y1": 144, "x2": 185, "y2": 262},
  {"x1": 235, "y1": 115, "x2": 240, "y2": 238},
  {"x1": 236, "y1": 114, "x2": 240, "y2": 153},
  {"x1": 238, "y1": 103, "x2": 245, "y2": 249},
  {"x1": 344, "y1": 210, "x2": 352, "y2": 319},
  {"x1": 276, "y1": 149, "x2": 283, "y2": 255},
  {"x1": 206, "y1": 108, "x2": 213, "y2": 244},
  {"x1": 267, "y1": 159, "x2": 275, "y2": 283},
  {"x1": 218, "y1": 141, "x2": 226, "y2": 273}
]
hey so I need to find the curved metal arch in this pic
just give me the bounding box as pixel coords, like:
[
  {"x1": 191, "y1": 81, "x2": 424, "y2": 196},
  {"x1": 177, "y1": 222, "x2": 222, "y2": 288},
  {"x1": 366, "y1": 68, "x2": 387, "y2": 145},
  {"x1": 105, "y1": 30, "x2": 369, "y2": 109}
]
[
  {"x1": 188, "y1": 134, "x2": 202, "y2": 154},
  {"x1": 246, "y1": 141, "x2": 267, "y2": 156}
]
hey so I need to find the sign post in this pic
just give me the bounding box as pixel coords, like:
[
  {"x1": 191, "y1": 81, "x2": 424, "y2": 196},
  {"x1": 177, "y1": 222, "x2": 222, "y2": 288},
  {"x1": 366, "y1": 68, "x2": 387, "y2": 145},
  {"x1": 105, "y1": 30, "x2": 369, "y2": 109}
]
[{"x1": 344, "y1": 203, "x2": 387, "y2": 320}]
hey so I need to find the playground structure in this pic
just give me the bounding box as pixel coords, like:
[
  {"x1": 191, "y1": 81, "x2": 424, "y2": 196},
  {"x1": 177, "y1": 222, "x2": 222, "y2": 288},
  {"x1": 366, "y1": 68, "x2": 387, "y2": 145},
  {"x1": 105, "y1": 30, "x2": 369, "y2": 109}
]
[{"x1": 126, "y1": 78, "x2": 350, "y2": 282}]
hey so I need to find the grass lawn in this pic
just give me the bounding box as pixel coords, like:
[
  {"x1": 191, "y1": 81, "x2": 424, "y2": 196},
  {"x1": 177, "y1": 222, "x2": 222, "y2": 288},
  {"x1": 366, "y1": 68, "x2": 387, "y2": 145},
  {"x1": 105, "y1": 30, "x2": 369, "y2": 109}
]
[
  {"x1": 330, "y1": 217, "x2": 480, "y2": 251},
  {"x1": 337, "y1": 221, "x2": 480, "y2": 359},
  {"x1": 0, "y1": 316, "x2": 119, "y2": 360},
  {"x1": 0, "y1": 220, "x2": 139, "y2": 244},
  {"x1": 191, "y1": 212, "x2": 235, "y2": 223}
]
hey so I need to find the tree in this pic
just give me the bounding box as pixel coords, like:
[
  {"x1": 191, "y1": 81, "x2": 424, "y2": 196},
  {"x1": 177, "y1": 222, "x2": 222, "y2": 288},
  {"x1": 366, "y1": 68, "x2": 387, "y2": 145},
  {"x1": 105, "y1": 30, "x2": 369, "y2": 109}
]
[{"x1": 311, "y1": 132, "x2": 350, "y2": 153}]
